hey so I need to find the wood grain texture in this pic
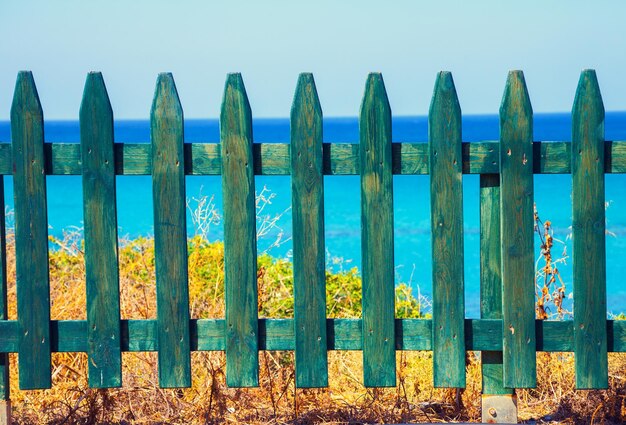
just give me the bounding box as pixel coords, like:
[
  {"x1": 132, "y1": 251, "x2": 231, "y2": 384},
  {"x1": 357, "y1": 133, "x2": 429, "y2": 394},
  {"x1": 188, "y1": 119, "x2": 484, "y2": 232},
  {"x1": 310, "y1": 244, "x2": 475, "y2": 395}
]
[
  {"x1": 11, "y1": 71, "x2": 52, "y2": 389},
  {"x1": 571, "y1": 70, "x2": 608, "y2": 389},
  {"x1": 0, "y1": 177, "x2": 8, "y2": 400},
  {"x1": 80, "y1": 72, "x2": 122, "y2": 388},
  {"x1": 359, "y1": 73, "x2": 395, "y2": 387},
  {"x1": 429, "y1": 72, "x2": 465, "y2": 388},
  {"x1": 479, "y1": 174, "x2": 513, "y2": 395},
  {"x1": 2, "y1": 140, "x2": 626, "y2": 175},
  {"x1": 291, "y1": 74, "x2": 328, "y2": 388},
  {"x1": 221, "y1": 74, "x2": 259, "y2": 387},
  {"x1": 1, "y1": 319, "x2": 624, "y2": 354},
  {"x1": 151, "y1": 73, "x2": 191, "y2": 388},
  {"x1": 499, "y1": 71, "x2": 536, "y2": 388}
]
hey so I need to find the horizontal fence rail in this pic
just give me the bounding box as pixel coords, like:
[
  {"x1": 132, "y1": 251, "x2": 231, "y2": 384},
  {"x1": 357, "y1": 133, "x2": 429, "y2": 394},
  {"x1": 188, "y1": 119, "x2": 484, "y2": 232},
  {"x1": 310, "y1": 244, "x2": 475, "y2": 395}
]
[
  {"x1": 0, "y1": 69, "x2": 620, "y2": 398},
  {"x1": 1, "y1": 141, "x2": 626, "y2": 175}
]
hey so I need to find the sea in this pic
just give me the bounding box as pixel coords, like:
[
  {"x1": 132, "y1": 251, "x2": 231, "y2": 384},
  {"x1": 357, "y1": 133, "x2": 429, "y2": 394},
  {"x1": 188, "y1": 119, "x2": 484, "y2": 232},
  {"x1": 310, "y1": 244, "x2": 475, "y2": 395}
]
[{"x1": 2, "y1": 113, "x2": 626, "y2": 317}]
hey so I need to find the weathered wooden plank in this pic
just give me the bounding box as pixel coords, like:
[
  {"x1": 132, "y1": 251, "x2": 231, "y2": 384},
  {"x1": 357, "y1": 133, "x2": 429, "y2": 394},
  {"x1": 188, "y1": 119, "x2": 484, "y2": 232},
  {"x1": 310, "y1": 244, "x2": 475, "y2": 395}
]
[
  {"x1": 0, "y1": 177, "x2": 8, "y2": 400},
  {"x1": 0, "y1": 318, "x2": 623, "y2": 353},
  {"x1": 221, "y1": 73, "x2": 259, "y2": 387},
  {"x1": 52, "y1": 320, "x2": 89, "y2": 352},
  {"x1": 151, "y1": 73, "x2": 191, "y2": 388},
  {"x1": 186, "y1": 143, "x2": 221, "y2": 175},
  {"x1": 360, "y1": 73, "x2": 395, "y2": 387},
  {"x1": 0, "y1": 322, "x2": 18, "y2": 353},
  {"x1": 571, "y1": 70, "x2": 608, "y2": 389},
  {"x1": 115, "y1": 143, "x2": 151, "y2": 175},
  {"x1": 45, "y1": 143, "x2": 81, "y2": 174},
  {"x1": 479, "y1": 174, "x2": 513, "y2": 395},
  {"x1": 122, "y1": 319, "x2": 158, "y2": 352},
  {"x1": 395, "y1": 318, "x2": 432, "y2": 350},
  {"x1": 80, "y1": 72, "x2": 122, "y2": 388},
  {"x1": 429, "y1": 72, "x2": 465, "y2": 388},
  {"x1": 2, "y1": 140, "x2": 626, "y2": 176},
  {"x1": 608, "y1": 320, "x2": 626, "y2": 352},
  {"x1": 291, "y1": 74, "x2": 328, "y2": 388},
  {"x1": 11, "y1": 71, "x2": 52, "y2": 390},
  {"x1": 499, "y1": 71, "x2": 536, "y2": 388},
  {"x1": 324, "y1": 143, "x2": 360, "y2": 174}
]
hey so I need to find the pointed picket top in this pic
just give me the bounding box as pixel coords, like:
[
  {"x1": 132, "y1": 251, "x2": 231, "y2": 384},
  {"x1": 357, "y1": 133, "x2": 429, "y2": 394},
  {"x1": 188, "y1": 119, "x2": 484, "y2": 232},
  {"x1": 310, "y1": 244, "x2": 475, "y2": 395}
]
[
  {"x1": 11, "y1": 71, "x2": 43, "y2": 121},
  {"x1": 80, "y1": 72, "x2": 113, "y2": 122},
  {"x1": 221, "y1": 73, "x2": 252, "y2": 130},
  {"x1": 291, "y1": 73, "x2": 322, "y2": 125},
  {"x1": 573, "y1": 69, "x2": 604, "y2": 124},
  {"x1": 500, "y1": 70, "x2": 532, "y2": 124},
  {"x1": 429, "y1": 71, "x2": 461, "y2": 123},
  {"x1": 151, "y1": 73, "x2": 183, "y2": 122},
  {"x1": 360, "y1": 73, "x2": 391, "y2": 120},
  {"x1": 429, "y1": 71, "x2": 462, "y2": 169}
]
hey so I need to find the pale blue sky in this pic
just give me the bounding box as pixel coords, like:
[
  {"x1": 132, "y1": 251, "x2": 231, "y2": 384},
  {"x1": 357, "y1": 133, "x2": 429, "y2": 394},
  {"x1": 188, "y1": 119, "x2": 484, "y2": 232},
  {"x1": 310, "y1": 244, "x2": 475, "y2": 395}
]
[{"x1": 1, "y1": 0, "x2": 625, "y2": 119}]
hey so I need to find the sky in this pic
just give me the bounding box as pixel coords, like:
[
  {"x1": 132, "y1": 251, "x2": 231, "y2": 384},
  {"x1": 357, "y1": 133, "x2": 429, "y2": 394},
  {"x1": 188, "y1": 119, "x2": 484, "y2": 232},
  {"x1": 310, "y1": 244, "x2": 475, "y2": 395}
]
[{"x1": 1, "y1": 0, "x2": 625, "y2": 119}]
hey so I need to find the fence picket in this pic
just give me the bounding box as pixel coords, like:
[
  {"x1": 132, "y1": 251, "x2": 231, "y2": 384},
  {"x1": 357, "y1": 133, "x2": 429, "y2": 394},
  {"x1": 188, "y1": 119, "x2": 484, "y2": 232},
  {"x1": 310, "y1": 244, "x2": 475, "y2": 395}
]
[
  {"x1": 499, "y1": 71, "x2": 536, "y2": 388},
  {"x1": 11, "y1": 71, "x2": 51, "y2": 389},
  {"x1": 479, "y1": 174, "x2": 513, "y2": 395},
  {"x1": 221, "y1": 73, "x2": 259, "y2": 387},
  {"x1": 429, "y1": 72, "x2": 465, "y2": 388},
  {"x1": 360, "y1": 73, "x2": 395, "y2": 387},
  {"x1": 0, "y1": 177, "x2": 8, "y2": 400},
  {"x1": 80, "y1": 72, "x2": 122, "y2": 388},
  {"x1": 151, "y1": 73, "x2": 191, "y2": 387},
  {"x1": 291, "y1": 73, "x2": 328, "y2": 388},
  {"x1": 572, "y1": 69, "x2": 608, "y2": 389}
]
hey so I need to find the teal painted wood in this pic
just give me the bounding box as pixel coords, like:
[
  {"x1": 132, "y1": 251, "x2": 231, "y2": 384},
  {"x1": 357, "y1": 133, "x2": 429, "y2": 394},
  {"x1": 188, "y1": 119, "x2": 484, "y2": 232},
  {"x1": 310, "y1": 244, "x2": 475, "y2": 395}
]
[
  {"x1": 359, "y1": 73, "x2": 395, "y2": 387},
  {"x1": 429, "y1": 72, "x2": 465, "y2": 388},
  {"x1": 80, "y1": 72, "x2": 123, "y2": 388},
  {"x1": 5, "y1": 140, "x2": 626, "y2": 176},
  {"x1": 571, "y1": 70, "x2": 608, "y2": 389},
  {"x1": 11, "y1": 71, "x2": 52, "y2": 389},
  {"x1": 221, "y1": 73, "x2": 259, "y2": 387},
  {"x1": 499, "y1": 71, "x2": 536, "y2": 388},
  {"x1": 0, "y1": 176, "x2": 8, "y2": 400},
  {"x1": 0, "y1": 318, "x2": 625, "y2": 353},
  {"x1": 479, "y1": 174, "x2": 513, "y2": 395},
  {"x1": 291, "y1": 73, "x2": 328, "y2": 388},
  {"x1": 151, "y1": 73, "x2": 192, "y2": 388}
]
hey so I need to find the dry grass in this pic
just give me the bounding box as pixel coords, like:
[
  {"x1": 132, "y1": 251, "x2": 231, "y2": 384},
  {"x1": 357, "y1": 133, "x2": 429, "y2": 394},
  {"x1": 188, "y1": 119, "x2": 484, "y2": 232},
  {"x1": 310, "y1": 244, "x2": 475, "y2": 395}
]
[{"x1": 2, "y1": 232, "x2": 626, "y2": 424}]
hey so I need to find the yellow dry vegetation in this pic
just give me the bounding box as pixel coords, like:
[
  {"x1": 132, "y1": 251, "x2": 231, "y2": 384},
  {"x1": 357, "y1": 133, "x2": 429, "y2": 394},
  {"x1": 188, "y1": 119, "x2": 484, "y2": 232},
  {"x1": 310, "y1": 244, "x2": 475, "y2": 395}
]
[{"x1": 2, "y1": 233, "x2": 625, "y2": 424}]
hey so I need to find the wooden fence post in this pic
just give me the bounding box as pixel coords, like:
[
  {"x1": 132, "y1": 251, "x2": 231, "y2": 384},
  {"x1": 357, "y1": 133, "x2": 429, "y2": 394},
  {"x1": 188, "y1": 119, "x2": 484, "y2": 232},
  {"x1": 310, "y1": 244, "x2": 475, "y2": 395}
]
[
  {"x1": 291, "y1": 73, "x2": 328, "y2": 388},
  {"x1": 80, "y1": 72, "x2": 123, "y2": 388},
  {"x1": 499, "y1": 70, "x2": 536, "y2": 389},
  {"x1": 429, "y1": 71, "x2": 466, "y2": 388},
  {"x1": 480, "y1": 173, "x2": 517, "y2": 423},
  {"x1": 221, "y1": 73, "x2": 259, "y2": 387},
  {"x1": 359, "y1": 73, "x2": 395, "y2": 387},
  {"x1": 151, "y1": 73, "x2": 192, "y2": 387},
  {"x1": 11, "y1": 71, "x2": 52, "y2": 390},
  {"x1": 0, "y1": 175, "x2": 10, "y2": 424},
  {"x1": 572, "y1": 69, "x2": 608, "y2": 389}
]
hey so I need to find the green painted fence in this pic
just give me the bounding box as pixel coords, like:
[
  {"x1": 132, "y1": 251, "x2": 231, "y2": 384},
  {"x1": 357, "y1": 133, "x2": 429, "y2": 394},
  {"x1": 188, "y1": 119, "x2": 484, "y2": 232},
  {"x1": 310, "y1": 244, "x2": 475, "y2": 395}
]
[{"x1": 0, "y1": 69, "x2": 622, "y2": 398}]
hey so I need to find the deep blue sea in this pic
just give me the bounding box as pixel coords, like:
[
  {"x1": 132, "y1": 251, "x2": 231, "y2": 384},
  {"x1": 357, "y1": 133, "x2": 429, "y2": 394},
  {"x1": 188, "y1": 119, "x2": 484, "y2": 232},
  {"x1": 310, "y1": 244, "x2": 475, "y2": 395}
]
[{"x1": 2, "y1": 113, "x2": 626, "y2": 317}]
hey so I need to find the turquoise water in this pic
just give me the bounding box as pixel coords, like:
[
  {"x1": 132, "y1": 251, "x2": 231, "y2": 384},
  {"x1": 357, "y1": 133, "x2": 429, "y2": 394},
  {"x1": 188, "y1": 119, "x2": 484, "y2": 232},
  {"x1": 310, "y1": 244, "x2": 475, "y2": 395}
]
[{"x1": 2, "y1": 112, "x2": 626, "y2": 316}]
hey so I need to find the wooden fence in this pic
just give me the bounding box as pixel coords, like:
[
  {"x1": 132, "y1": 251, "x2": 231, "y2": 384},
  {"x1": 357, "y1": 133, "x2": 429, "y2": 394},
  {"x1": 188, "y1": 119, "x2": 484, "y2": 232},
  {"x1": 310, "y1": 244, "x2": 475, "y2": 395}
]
[{"x1": 0, "y1": 70, "x2": 622, "y2": 404}]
